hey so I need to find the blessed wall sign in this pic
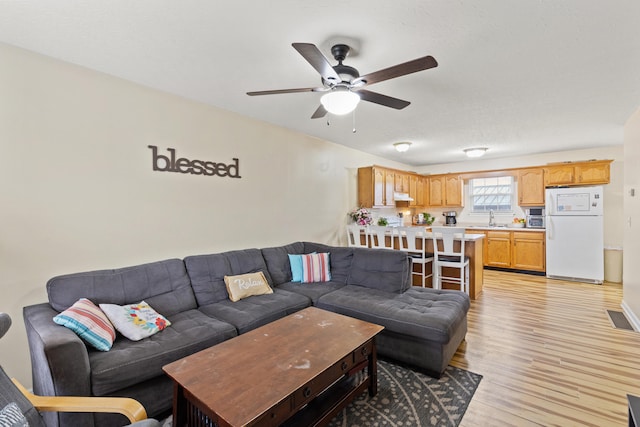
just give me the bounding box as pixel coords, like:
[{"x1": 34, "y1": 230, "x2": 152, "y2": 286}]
[{"x1": 148, "y1": 145, "x2": 241, "y2": 178}]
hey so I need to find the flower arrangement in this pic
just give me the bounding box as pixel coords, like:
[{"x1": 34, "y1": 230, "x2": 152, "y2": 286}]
[{"x1": 349, "y1": 207, "x2": 373, "y2": 225}]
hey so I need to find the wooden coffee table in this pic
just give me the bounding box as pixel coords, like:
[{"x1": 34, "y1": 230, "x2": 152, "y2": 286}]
[{"x1": 163, "y1": 307, "x2": 384, "y2": 427}]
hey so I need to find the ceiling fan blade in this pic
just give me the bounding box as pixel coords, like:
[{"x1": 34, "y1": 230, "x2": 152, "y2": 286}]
[
  {"x1": 357, "y1": 89, "x2": 410, "y2": 110},
  {"x1": 311, "y1": 105, "x2": 327, "y2": 119},
  {"x1": 292, "y1": 43, "x2": 341, "y2": 82},
  {"x1": 247, "y1": 87, "x2": 324, "y2": 96},
  {"x1": 357, "y1": 56, "x2": 438, "y2": 86}
]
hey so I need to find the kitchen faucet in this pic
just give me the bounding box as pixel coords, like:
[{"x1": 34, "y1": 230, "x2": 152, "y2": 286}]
[{"x1": 489, "y1": 210, "x2": 496, "y2": 226}]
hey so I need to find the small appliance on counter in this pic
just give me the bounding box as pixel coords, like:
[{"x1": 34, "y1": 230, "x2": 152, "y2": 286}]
[
  {"x1": 443, "y1": 211, "x2": 457, "y2": 225},
  {"x1": 525, "y1": 207, "x2": 545, "y2": 228}
]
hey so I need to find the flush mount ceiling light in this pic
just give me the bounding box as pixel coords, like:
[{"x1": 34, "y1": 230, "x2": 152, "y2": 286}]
[
  {"x1": 320, "y1": 86, "x2": 360, "y2": 115},
  {"x1": 464, "y1": 147, "x2": 488, "y2": 158},
  {"x1": 394, "y1": 142, "x2": 412, "y2": 153}
]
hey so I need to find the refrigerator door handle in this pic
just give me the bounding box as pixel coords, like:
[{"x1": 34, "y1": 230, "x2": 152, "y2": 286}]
[{"x1": 546, "y1": 216, "x2": 553, "y2": 240}]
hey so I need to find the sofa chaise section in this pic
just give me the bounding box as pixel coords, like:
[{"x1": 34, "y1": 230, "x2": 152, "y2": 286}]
[{"x1": 315, "y1": 248, "x2": 469, "y2": 377}]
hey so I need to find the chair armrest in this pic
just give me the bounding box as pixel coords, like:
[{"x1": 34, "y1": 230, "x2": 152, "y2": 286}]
[{"x1": 12, "y1": 379, "x2": 148, "y2": 424}]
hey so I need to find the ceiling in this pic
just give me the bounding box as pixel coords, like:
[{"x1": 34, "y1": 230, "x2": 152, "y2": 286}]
[{"x1": 1, "y1": 1, "x2": 639, "y2": 166}]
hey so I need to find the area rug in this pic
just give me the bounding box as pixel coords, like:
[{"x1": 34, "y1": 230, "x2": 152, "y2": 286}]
[
  {"x1": 327, "y1": 360, "x2": 482, "y2": 427},
  {"x1": 160, "y1": 360, "x2": 481, "y2": 427}
]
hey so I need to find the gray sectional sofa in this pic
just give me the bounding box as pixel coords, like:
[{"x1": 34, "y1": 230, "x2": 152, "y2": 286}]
[{"x1": 23, "y1": 242, "x2": 470, "y2": 427}]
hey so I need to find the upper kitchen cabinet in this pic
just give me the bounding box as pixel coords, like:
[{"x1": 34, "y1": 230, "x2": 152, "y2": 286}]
[
  {"x1": 394, "y1": 172, "x2": 410, "y2": 193},
  {"x1": 543, "y1": 160, "x2": 611, "y2": 187},
  {"x1": 358, "y1": 166, "x2": 395, "y2": 208},
  {"x1": 427, "y1": 174, "x2": 463, "y2": 207},
  {"x1": 409, "y1": 174, "x2": 424, "y2": 207},
  {"x1": 517, "y1": 168, "x2": 545, "y2": 206},
  {"x1": 575, "y1": 161, "x2": 611, "y2": 185},
  {"x1": 445, "y1": 175, "x2": 464, "y2": 206}
]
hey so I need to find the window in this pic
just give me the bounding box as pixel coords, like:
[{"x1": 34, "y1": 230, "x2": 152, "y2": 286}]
[{"x1": 469, "y1": 176, "x2": 514, "y2": 212}]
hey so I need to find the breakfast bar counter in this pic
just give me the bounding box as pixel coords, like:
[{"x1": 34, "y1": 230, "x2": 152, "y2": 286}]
[{"x1": 359, "y1": 227, "x2": 484, "y2": 299}]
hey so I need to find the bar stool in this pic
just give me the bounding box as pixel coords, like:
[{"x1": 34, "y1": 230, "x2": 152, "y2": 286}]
[
  {"x1": 431, "y1": 226, "x2": 470, "y2": 293},
  {"x1": 396, "y1": 226, "x2": 434, "y2": 288},
  {"x1": 367, "y1": 225, "x2": 394, "y2": 250},
  {"x1": 346, "y1": 224, "x2": 369, "y2": 248}
]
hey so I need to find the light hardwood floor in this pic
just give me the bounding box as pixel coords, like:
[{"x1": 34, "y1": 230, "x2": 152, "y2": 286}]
[{"x1": 452, "y1": 269, "x2": 640, "y2": 427}]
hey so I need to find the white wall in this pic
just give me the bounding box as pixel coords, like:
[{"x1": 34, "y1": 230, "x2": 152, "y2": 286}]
[
  {"x1": 623, "y1": 108, "x2": 640, "y2": 328},
  {"x1": 0, "y1": 43, "x2": 411, "y2": 385}
]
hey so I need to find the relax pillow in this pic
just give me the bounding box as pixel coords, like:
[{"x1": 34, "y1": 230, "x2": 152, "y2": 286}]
[
  {"x1": 224, "y1": 272, "x2": 273, "y2": 302},
  {"x1": 99, "y1": 301, "x2": 171, "y2": 341},
  {"x1": 301, "y1": 252, "x2": 331, "y2": 283},
  {"x1": 53, "y1": 298, "x2": 116, "y2": 351}
]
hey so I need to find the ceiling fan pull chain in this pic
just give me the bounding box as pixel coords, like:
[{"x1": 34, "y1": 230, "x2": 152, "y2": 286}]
[{"x1": 352, "y1": 109, "x2": 357, "y2": 133}]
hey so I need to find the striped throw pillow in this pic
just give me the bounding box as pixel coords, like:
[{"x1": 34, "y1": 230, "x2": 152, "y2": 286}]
[
  {"x1": 301, "y1": 252, "x2": 331, "y2": 283},
  {"x1": 53, "y1": 298, "x2": 116, "y2": 351}
]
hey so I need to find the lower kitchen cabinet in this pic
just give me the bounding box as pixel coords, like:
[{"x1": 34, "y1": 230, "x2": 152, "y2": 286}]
[
  {"x1": 511, "y1": 232, "x2": 545, "y2": 272},
  {"x1": 485, "y1": 231, "x2": 512, "y2": 268},
  {"x1": 468, "y1": 229, "x2": 546, "y2": 273}
]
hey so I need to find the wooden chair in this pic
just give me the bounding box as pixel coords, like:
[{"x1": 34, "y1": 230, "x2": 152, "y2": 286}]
[
  {"x1": 0, "y1": 312, "x2": 159, "y2": 427},
  {"x1": 431, "y1": 227, "x2": 470, "y2": 293},
  {"x1": 367, "y1": 225, "x2": 394, "y2": 250},
  {"x1": 346, "y1": 224, "x2": 369, "y2": 248},
  {"x1": 396, "y1": 227, "x2": 434, "y2": 288}
]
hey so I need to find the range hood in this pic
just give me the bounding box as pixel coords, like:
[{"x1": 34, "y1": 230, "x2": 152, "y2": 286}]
[{"x1": 394, "y1": 192, "x2": 414, "y2": 202}]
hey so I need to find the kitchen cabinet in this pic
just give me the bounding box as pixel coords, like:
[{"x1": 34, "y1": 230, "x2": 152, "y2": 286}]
[
  {"x1": 543, "y1": 161, "x2": 611, "y2": 187},
  {"x1": 518, "y1": 168, "x2": 545, "y2": 206},
  {"x1": 575, "y1": 162, "x2": 610, "y2": 184},
  {"x1": 485, "y1": 231, "x2": 512, "y2": 268},
  {"x1": 409, "y1": 175, "x2": 424, "y2": 207},
  {"x1": 358, "y1": 166, "x2": 395, "y2": 208},
  {"x1": 394, "y1": 172, "x2": 410, "y2": 193},
  {"x1": 428, "y1": 176, "x2": 445, "y2": 206},
  {"x1": 428, "y1": 174, "x2": 463, "y2": 207},
  {"x1": 511, "y1": 231, "x2": 545, "y2": 272},
  {"x1": 445, "y1": 175, "x2": 464, "y2": 206},
  {"x1": 470, "y1": 229, "x2": 546, "y2": 272}
]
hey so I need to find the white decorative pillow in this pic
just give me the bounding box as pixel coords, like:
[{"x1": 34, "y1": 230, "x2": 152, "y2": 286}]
[
  {"x1": 0, "y1": 402, "x2": 28, "y2": 427},
  {"x1": 99, "y1": 301, "x2": 171, "y2": 341},
  {"x1": 301, "y1": 252, "x2": 331, "y2": 283},
  {"x1": 53, "y1": 298, "x2": 116, "y2": 351},
  {"x1": 224, "y1": 272, "x2": 273, "y2": 302}
]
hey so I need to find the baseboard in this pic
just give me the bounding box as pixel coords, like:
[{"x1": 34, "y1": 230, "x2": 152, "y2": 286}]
[{"x1": 621, "y1": 300, "x2": 640, "y2": 332}]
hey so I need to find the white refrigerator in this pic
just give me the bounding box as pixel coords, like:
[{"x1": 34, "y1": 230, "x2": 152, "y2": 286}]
[{"x1": 545, "y1": 186, "x2": 604, "y2": 284}]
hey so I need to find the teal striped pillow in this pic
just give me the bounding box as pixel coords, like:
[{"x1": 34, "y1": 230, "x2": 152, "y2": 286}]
[{"x1": 53, "y1": 298, "x2": 116, "y2": 351}]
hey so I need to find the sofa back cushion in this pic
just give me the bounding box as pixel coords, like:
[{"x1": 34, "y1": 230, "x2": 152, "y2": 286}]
[
  {"x1": 46, "y1": 259, "x2": 196, "y2": 317},
  {"x1": 184, "y1": 248, "x2": 273, "y2": 306},
  {"x1": 346, "y1": 248, "x2": 411, "y2": 293},
  {"x1": 261, "y1": 242, "x2": 305, "y2": 285},
  {"x1": 302, "y1": 242, "x2": 353, "y2": 284}
]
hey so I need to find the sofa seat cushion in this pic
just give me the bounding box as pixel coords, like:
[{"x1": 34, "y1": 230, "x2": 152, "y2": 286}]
[
  {"x1": 89, "y1": 309, "x2": 237, "y2": 396},
  {"x1": 316, "y1": 286, "x2": 469, "y2": 344},
  {"x1": 276, "y1": 281, "x2": 346, "y2": 304},
  {"x1": 198, "y1": 289, "x2": 310, "y2": 334}
]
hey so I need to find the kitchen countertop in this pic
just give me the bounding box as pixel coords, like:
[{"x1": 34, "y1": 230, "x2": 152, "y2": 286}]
[{"x1": 462, "y1": 225, "x2": 545, "y2": 232}]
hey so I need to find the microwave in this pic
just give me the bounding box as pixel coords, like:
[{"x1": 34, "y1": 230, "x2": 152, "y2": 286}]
[{"x1": 525, "y1": 208, "x2": 545, "y2": 228}]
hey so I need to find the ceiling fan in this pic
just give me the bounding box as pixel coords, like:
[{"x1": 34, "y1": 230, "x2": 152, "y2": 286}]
[{"x1": 247, "y1": 43, "x2": 438, "y2": 119}]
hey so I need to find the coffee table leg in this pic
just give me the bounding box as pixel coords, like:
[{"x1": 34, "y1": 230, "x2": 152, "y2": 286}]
[
  {"x1": 369, "y1": 340, "x2": 378, "y2": 397},
  {"x1": 173, "y1": 382, "x2": 187, "y2": 427}
]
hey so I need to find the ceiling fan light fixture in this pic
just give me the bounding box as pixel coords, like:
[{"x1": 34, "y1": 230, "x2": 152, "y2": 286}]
[
  {"x1": 320, "y1": 87, "x2": 360, "y2": 115},
  {"x1": 394, "y1": 142, "x2": 412, "y2": 153},
  {"x1": 464, "y1": 147, "x2": 488, "y2": 158}
]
